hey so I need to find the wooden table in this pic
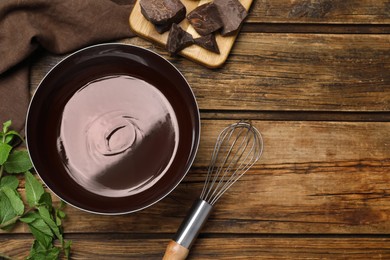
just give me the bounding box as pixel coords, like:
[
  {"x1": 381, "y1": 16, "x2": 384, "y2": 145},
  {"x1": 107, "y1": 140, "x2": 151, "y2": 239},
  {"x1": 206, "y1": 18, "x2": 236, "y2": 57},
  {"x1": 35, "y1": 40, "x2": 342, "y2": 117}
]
[{"x1": 2, "y1": 1, "x2": 390, "y2": 259}]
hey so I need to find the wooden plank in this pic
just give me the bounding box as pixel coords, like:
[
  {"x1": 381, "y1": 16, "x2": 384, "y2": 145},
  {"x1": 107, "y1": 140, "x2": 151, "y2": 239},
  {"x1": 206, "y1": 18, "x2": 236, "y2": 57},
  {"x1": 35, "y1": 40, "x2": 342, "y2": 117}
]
[
  {"x1": 30, "y1": 34, "x2": 390, "y2": 113},
  {"x1": 247, "y1": 0, "x2": 390, "y2": 24},
  {"x1": 182, "y1": 33, "x2": 390, "y2": 113},
  {"x1": 242, "y1": 23, "x2": 390, "y2": 34},
  {"x1": 3, "y1": 120, "x2": 390, "y2": 234},
  {"x1": 2, "y1": 236, "x2": 390, "y2": 259},
  {"x1": 129, "y1": 0, "x2": 254, "y2": 68}
]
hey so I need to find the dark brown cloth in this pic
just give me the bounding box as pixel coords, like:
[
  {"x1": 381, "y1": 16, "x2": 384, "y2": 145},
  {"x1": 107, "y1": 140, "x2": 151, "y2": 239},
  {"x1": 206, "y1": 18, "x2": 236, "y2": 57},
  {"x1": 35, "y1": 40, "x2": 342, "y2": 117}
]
[{"x1": 0, "y1": 0, "x2": 135, "y2": 131}]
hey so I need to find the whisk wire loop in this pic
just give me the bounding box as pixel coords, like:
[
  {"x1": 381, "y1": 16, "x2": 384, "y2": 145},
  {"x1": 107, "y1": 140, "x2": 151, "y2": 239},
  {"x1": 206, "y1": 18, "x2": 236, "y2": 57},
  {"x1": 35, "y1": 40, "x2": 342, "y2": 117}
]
[
  {"x1": 200, "y1": 122, "x2": 238, "y2": 200},
  {"x1": 200, "y1": 122, "x2": 263, "y2": 205},
  {"x1": 210, "y1": 129, "x2": 258, "y2": 204},
  {"x1": 206, "y1": 124, "x2": 252, "y2": 204}
]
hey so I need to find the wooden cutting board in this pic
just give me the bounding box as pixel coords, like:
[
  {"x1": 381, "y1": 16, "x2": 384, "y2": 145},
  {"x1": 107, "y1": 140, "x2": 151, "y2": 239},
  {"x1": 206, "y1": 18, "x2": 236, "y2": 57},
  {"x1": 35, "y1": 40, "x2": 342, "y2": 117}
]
[{"x1": 129, "y1": 0, "x2": 253, "y2": 68}]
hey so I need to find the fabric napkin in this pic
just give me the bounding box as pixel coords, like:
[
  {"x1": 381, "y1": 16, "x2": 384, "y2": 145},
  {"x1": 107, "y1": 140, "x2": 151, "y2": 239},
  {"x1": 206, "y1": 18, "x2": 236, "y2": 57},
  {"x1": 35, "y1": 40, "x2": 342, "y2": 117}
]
[{"x1": 0, "y1": 0, "x2": 135, "y2": 131}]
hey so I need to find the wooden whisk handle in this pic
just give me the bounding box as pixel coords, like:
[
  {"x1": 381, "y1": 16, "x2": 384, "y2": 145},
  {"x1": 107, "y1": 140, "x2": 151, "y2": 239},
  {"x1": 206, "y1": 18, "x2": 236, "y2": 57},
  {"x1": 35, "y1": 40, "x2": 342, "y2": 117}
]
[
  {"x1": 163, "y1": 240, "x2": 189, "y2": 260},
  {"x1": 162, "y1": 199, "x2": 213, "y2": 259}
]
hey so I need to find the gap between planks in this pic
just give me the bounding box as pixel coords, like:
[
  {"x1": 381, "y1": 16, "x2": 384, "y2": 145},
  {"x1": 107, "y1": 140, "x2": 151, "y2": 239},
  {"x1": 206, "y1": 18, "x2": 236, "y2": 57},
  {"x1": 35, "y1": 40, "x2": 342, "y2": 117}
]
[
  {"x1": 4, "y1": 232, "x2": 390, "y2": 240},
  {"x1": 200, "y1": 110, "x2": 390, "y2": 122},
  {"x1": 242, "y1": 23, "x2": 390, "y2": 34}
]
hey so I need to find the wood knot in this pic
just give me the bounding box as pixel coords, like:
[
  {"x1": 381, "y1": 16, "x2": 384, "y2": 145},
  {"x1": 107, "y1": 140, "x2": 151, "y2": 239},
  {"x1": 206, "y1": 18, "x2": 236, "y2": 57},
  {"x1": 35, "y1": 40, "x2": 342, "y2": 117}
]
[{"x1": 289, "y1": 0, "x2": 333, "y2": 18}]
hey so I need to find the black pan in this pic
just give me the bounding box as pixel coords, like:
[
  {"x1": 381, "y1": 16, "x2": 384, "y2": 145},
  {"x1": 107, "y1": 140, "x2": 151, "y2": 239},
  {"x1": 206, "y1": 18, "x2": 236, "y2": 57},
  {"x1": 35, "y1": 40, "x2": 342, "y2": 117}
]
[{"x1": 26, "y1": 43, "x2": 200, "y2": 214}]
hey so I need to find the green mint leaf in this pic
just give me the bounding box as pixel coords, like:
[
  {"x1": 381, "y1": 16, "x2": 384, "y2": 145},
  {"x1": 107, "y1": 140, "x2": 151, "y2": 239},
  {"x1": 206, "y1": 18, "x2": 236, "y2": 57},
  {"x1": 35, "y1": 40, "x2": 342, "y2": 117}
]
[
  {"x1": 54, "y1": 208, "x2": 66, "y2": 226},
  {"x1": 28, "y1": 218, "x2": 54, "y2": 249},
  {"x1": 20, "y1": 212, "x2": 41, "y2": 224},
  {"x1": 0, "y1": 143, "x2": 12, "y2": 165},
  {"x1": 4, "y1": 150, "x2": 33, "y2": 174},
  {"x1": 64, "y1": 240, "x2": 72, "y2": 259},
  {"x1": 0, "y1": 175, "x2": 19, "y2": 190},
  {"x1": 0, "y1": 133, "x2": 14, "y2": 144},
  {"x1": 42, "y1": 246, "x2": 61, "y2": 260},
  {"x1": 2, "y1": 120, "x2": 11, "y2": 134},
  {"x1": 1, "y1": 186, "x2": 24, "y2": 216},
  {"x1": 38, "y1": 206, "x2": 63, "y2": 243},
  {"x1": 25, "y1": 171, "x2": 45, "y2": 207},
  {"x1": 0, "y1": 190, "x2": 18, "y2": 230},
  {"x1": 30, "y1": 217, "x2": 54, "y2": 237},
  {"x1": 38, "y1": 192, "x2": 53, "y2": 209},
  {"x1": 54, "y1": 215, "x2": 62, "y2": 226},
  {"x1": 55, "y1": 201, "x2": 67, "y2": 227},
  {"x1": 57, "y1": 209, "x2": 66, "y2": 219},
  {"x1": 28, "y1": 240, "x2": 46, "y2": 260},
  {"x1": 5, "y1": 130, "x2": 24, "y2": 142},
  {"x1": 59, "y1": 200, "x2": 66, "y2": 209},
  {"x1": 27, "y1": 241, "x2": 60, "y2": 260},
  {"x1": 54, "y1": 204, "x2": 67, "y2": 226}
]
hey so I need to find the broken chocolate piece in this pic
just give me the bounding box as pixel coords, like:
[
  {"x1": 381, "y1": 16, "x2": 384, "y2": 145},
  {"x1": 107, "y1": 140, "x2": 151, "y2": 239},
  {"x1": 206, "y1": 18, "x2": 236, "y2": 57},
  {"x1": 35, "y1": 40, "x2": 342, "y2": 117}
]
[
  {"x1": 166, "y1": 23, "x2": 194, "y2": 55},
  {"x1": 213, "y1": 0, "x2": 248, "y2": 36},
  {"x1": 154, "y1": 23, "x2": 172, "y2": 34},
  {"x1": 194, "y1": 34, "x2": 220, "y2": 54},
  {"x1": 140, "y1": 0, "x2": 186, "y2": 25},
  {"x1": 187, "y1": 3, "x2": 223, "y2": 36}
]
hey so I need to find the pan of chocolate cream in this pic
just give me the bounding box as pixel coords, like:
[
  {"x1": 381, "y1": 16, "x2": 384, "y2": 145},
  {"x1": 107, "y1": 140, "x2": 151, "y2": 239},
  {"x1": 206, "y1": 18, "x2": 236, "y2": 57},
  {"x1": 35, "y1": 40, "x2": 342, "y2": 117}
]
[{"x1": 26, "y1": 43, "x2": 200, "y2": 214}]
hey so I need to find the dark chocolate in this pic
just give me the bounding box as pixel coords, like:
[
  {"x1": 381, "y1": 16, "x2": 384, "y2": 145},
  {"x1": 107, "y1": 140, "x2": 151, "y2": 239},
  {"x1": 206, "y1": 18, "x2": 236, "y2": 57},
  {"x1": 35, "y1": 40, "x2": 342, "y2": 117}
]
[
  {"x1": 154, "y1": 23, "x2": 172, "y2": 34},
  {"x1": 187, "y1": 3, "x2": 223, "y2": 36},
  {"x1": 166, "y1": 23, "x2": 194, "y2": 55},
  {"x1": 194, "y1": 34, "x2": 220, "y2": 54},
  {"x1": 140, "y1": 0, "x2": 186, "y2": 25},
  {"x1": 213, "y1": 0, "x2": 248, "y2": 36}
]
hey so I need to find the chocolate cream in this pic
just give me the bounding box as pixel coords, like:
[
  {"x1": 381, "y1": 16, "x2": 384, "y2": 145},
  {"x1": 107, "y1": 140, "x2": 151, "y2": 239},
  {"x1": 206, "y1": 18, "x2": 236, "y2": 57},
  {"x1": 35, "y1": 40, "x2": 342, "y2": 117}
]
[{"x1": 57, "y1": 75, "x2": 179, "y2": 197}]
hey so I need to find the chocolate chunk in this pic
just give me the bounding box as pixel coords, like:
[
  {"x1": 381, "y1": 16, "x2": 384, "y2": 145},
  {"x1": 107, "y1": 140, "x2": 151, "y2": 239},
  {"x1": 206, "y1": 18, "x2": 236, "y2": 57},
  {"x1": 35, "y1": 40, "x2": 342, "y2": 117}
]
[
  {"x1": 154, "y1": 23, "x2": 172, "y2": 34},
  {"x1": 166, "y1": 24, "x2": 194, "y2": 55},
  {"x1": 213, "y1": 0, "x2": 248, "y2": 36},
  {"x1": 194, "y1": 34, "x2": 220, "y2": 54},
  {"x1": 187, "y1": 3, "x2": 223, "y2": 36},
  {"x1": 140, "y1": 0, "x2": 186, "y2": 25}
]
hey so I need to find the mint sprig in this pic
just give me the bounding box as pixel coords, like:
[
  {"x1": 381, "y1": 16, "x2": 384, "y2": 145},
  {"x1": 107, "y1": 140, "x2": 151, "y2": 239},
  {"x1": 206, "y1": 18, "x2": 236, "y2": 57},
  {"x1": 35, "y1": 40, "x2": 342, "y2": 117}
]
[{"x1": 0, "y1": 120, "x2": 71, "y2": 259}]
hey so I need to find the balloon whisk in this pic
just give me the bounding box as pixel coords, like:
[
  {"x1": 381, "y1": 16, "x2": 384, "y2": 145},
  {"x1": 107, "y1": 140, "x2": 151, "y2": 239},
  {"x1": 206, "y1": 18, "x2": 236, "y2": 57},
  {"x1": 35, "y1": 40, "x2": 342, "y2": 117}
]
[
  {"x1": 163, "y1": 121, "x2": 263, "y2": 260},
  {"x1": 201, "y1": 121, "x2": 263, "y2": 205}
]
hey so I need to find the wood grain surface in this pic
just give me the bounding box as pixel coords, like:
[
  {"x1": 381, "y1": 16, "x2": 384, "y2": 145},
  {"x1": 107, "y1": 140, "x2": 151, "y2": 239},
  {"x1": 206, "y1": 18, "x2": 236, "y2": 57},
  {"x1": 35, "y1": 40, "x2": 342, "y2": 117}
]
[
  {"x1": 1, "y1": 1, "x2": 390, "y2": 259},
  {"x1": 3, "y1": 120, "x2": 390, "y2": 235},
  {"x1": 3, "y1": 236, "x2": 390, "y2": 259},
  {"x1": 30, "y1": 35, "x2": 390, "y2": 112},
  {"x1": 247, "y1": 0, "x2": 390, "y2": 24}
]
